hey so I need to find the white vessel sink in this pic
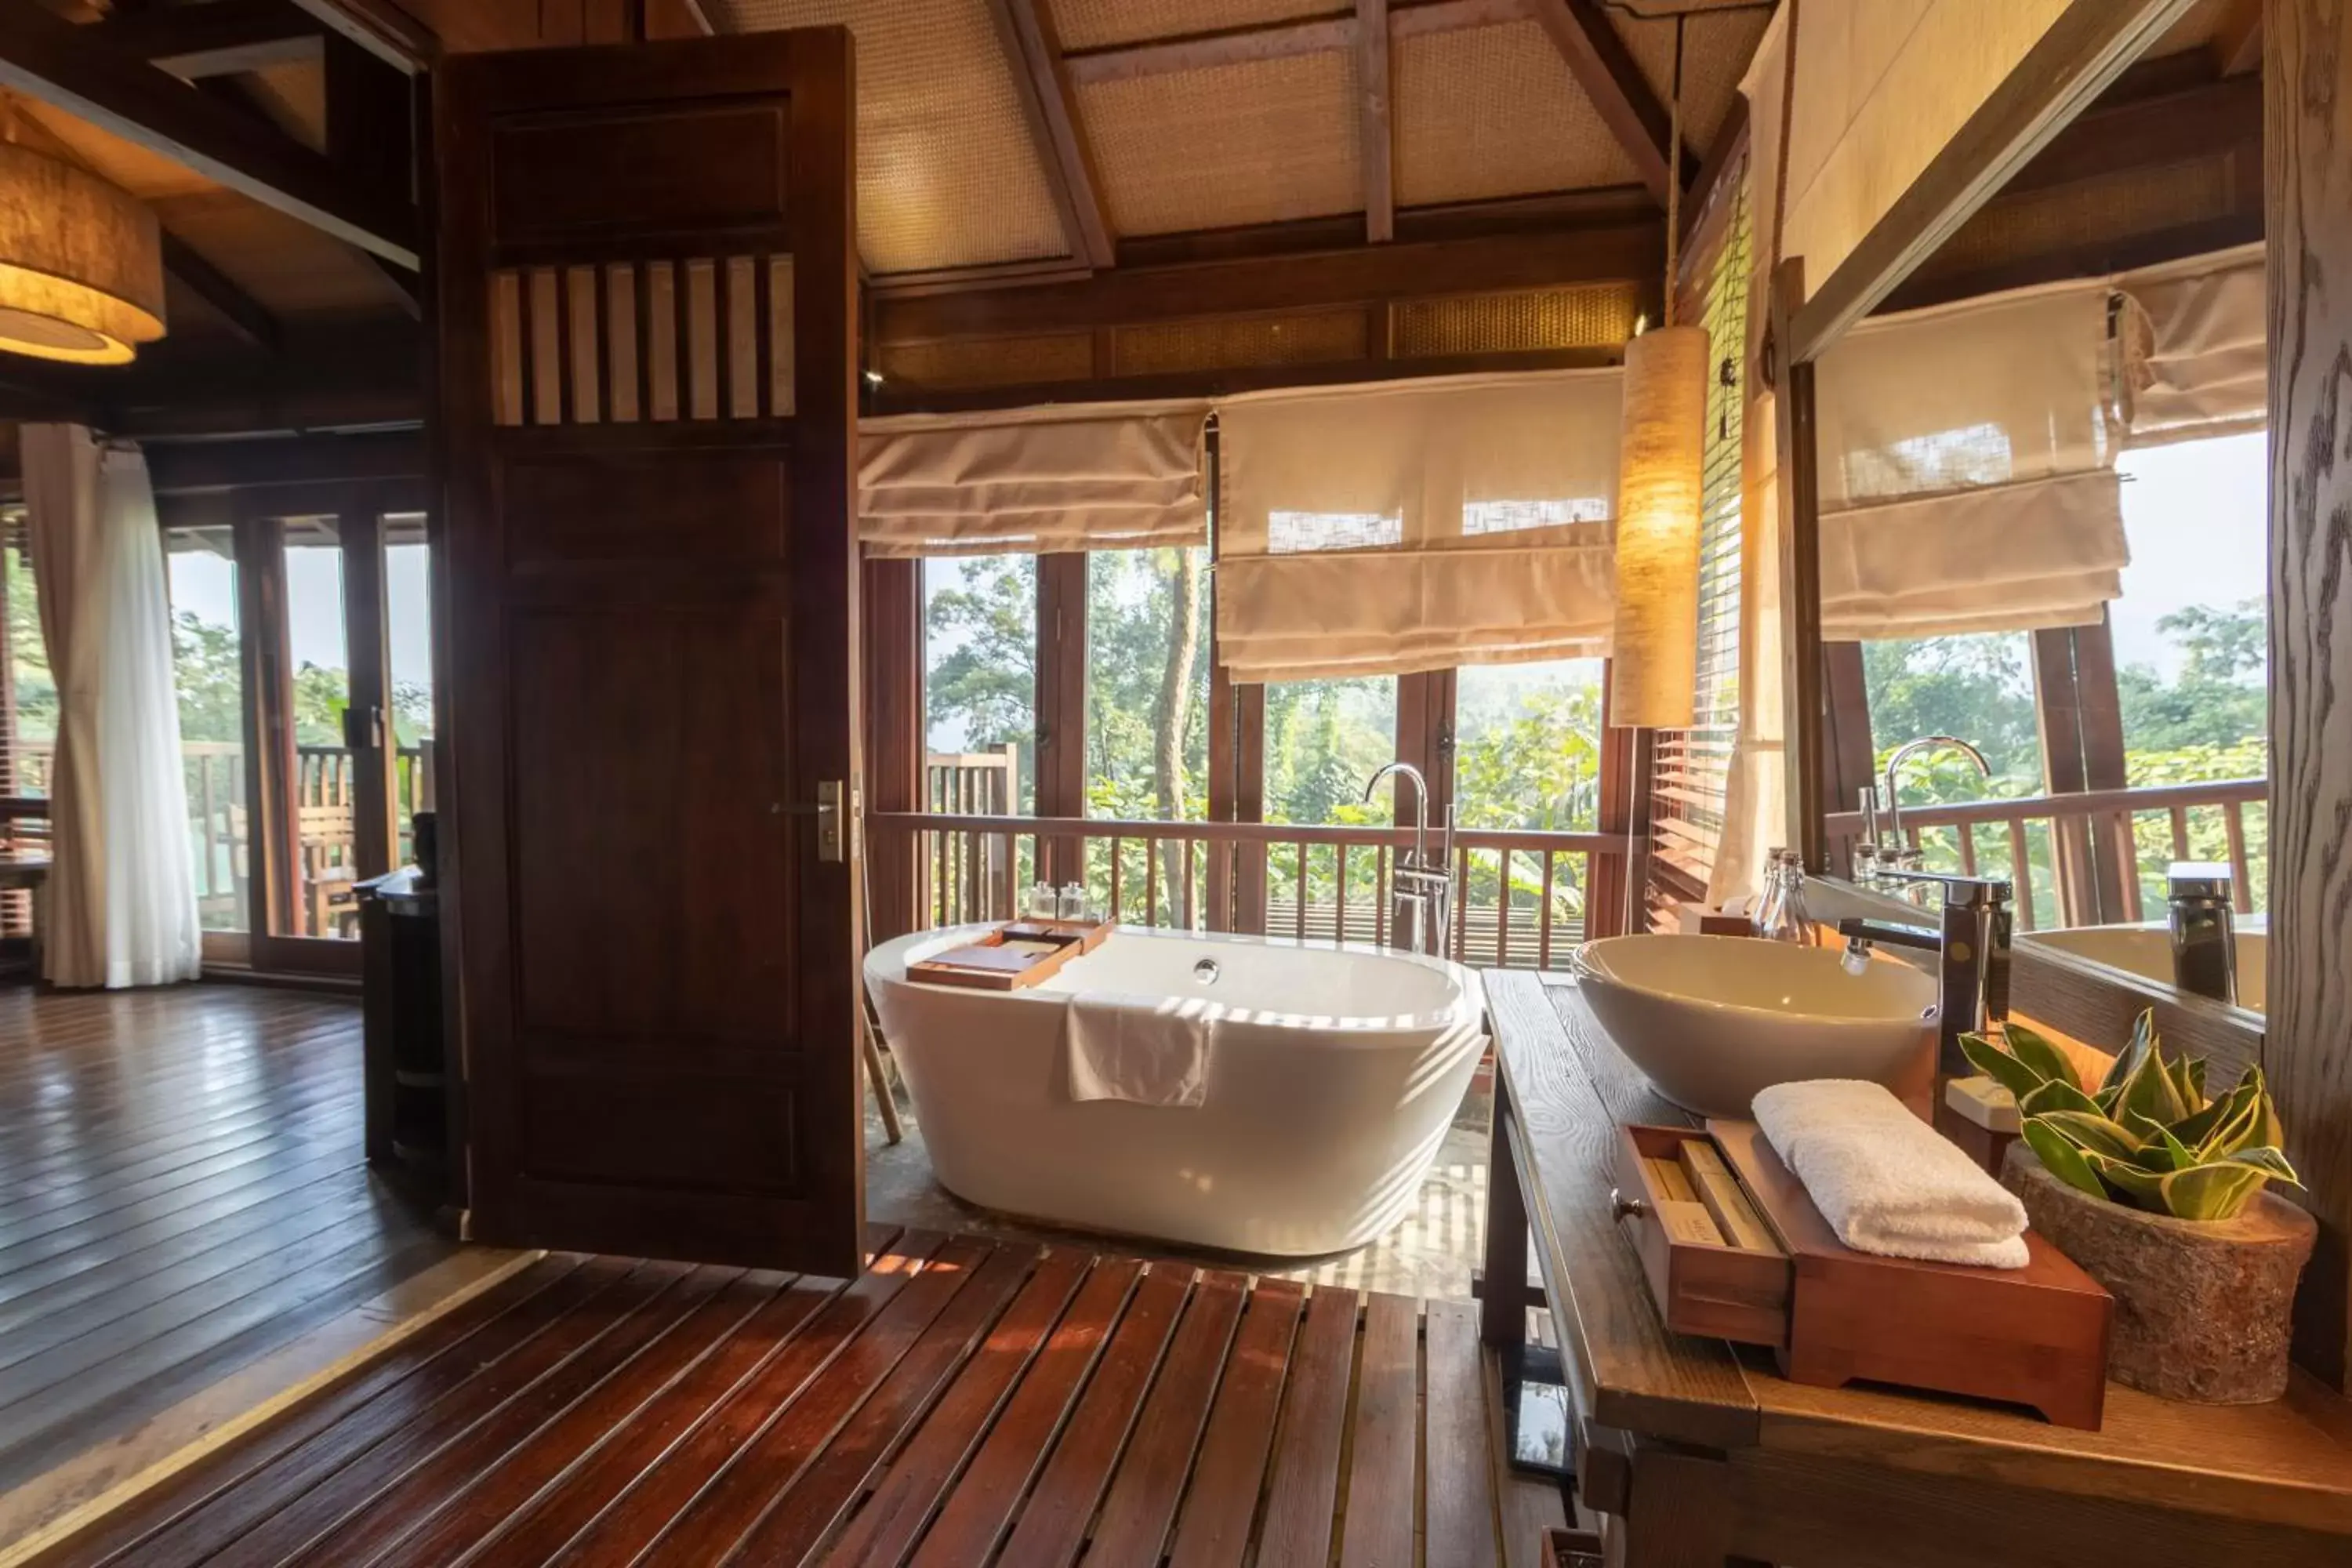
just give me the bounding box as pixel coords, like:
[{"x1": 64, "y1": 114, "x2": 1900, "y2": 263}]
[
  {"x1": 2020, "y1": 924, "x2": 2267, "y2": 1011},
  {"x1": 1570, "y1": 935, "x2": 1938, "y2": 1120}
]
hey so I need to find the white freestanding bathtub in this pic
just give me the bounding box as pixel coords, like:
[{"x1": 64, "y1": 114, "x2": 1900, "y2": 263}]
[{"x1": 865, "y1": 926, "x2": 1486, "y2": 1257}]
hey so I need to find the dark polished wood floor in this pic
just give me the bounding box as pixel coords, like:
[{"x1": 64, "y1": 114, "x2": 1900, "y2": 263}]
[
  {"x1": 0, "y1": 985, "x2": 457, "y2": 1509},
  {"x1": 33, "y1": 1227, "x2": 1568, "y2": 1568}
]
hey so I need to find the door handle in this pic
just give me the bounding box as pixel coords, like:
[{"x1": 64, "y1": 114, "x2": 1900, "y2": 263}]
[
  {"x1": 775, "y1": 782, "x2": 852, "y2": 863},
  {"x1": 343, "y1": 704, "x2": 385, "y2": 753}
]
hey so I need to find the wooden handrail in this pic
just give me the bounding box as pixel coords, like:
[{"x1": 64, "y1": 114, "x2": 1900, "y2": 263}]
[
  {"x1": 1824, "y1": 777, "x2": 2264, "y2": 836},
  {"x1": 870, "y1": 811, "x2": 1635, "y2": 856}
]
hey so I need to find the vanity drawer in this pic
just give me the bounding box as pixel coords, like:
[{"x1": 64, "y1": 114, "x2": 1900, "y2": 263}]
[{"x1": 1613, "y1": 1124, "x2": 1790, "y2": 1348}]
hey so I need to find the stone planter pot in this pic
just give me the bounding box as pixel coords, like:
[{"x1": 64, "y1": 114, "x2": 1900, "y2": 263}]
[{"x1": 2002, "y1": 1143, "x2": 2316, "y2": 1403}]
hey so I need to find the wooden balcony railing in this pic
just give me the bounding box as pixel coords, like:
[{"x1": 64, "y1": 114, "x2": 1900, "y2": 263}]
[
  {"x1": 870, "y1": 811, "x2": 1636, "y2": 970},
  {"x1": 1824, "y1": 776, "x2": 2268, "y2": 931}
]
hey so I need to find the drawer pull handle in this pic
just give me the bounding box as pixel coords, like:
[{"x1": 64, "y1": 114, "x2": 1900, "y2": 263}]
[{"x1": 1610, "y1": 1188, "x2": 1653, "y2": 1223}]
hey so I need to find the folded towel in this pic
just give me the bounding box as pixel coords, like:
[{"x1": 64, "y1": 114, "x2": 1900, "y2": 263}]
[
  {"x1": 1065, "y1": 994, "x2": 1213, "y2": 1108},
  {"x1": 1751, "y1": 1080, "x2": 2031, "y2": 1269}
]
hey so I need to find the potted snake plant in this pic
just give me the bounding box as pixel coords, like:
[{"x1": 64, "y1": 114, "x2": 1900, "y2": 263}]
[{"x1": 1963, "y1": 1011, "x2": 2316, "y2": 1403}]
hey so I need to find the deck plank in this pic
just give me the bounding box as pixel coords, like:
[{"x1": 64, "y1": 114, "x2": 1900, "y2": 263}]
[
  {"x1": 1165, "y1": 1276, "x2": 1306, "y2": 1568},
  {"x1": 993, "y1": 1264, "x2": 1193, "y2": 1568},
  {"x1": 725, "y1": 1245, "x2": 1041, "y2": 1566},
  {"x1": 822, "y1": 1250, "x2": 1092, "y2": 1568},
  {"x1": 635, "y1": 1238, "x2": 1004, "y2": 1566},
  {"x1": 1338, "y1": 1292, "x2": 1420, "y2": 1568},
  {"x1": 1424, "y1": 1300, "x2": 1500, "y2": 1568},
  {"x1": 540, "y1": 1232, "x2": 946, "y2": 1565},
  {"x1": 906, "y1": 1255, "x2": 1145, "y2": 1568},
  {"x1": 1081, "y1": 1270, "x2": 1247, "y2": 1568},
  {"x1": 1256, "y1": 1283, "x2": 1362, "y2": 1568}
]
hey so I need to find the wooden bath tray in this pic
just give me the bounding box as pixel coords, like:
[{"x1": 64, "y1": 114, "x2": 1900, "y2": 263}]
[
  {"x1": 1613, "y1": 1119, "x2": 2113, "y2": 1429},
  {"x1": 906, "y1": 919, "x2": 1109, "y2": 991}
]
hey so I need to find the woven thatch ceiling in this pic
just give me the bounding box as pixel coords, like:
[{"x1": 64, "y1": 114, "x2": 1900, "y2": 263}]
[{"x1": 710, "y1": 0, "x2": 1772, "y2": 278}]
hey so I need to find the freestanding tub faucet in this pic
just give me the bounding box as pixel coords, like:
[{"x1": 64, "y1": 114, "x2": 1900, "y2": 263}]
[
  {"x1": 1879, "y1": 735, "x2": 1992, "y2": 850},
  {"x1": 1363, "y1": 763, "x2": 1457, "y2": 957}
]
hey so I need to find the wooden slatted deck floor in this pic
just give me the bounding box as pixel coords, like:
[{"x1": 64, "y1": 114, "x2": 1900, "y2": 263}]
[
  {"x1": 0, "y1": 987, "x2": 485, "y2": 1548},
  {"x1": 31, "y1": 1228, "x2": 1570, "y2": 1568}
]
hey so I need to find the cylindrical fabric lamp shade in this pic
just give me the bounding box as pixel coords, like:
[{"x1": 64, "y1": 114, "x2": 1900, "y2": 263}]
[
  {"x1": 1609, "y1": 323, "x2": 1708, "y2": 729},
  {"x1": 0, "y1": 145, "x2": 165, "y2": 366}
]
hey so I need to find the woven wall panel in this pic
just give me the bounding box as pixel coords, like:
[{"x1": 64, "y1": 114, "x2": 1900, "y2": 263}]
[
  {"x1": 879, "y1": 332, "x2": 1094, "y2": 388},
  {"x1": 1113, "y1": 310, "x2": 1365, "y2": 375},
  {"x1": 1394, "y1": 21, "x2": 1641, "y2": 205},
  {"x1": 1921, "y1": 156, "x2": 2236, "y2": 283},
  {"x1": 1612, "y1": 8, "x2": 1769, "y2": 161},
  {"x1": 1048, "y1": 0, "x2": 1331, "y2": 51},
  {"x1": 1079, "y1": 50, "x2": 1359, "y2": 235},
  {"x1": 712, "y1": 0, "x2": 1069, "y2": 272},
  {"x1": 1391, "y1": 282, "x2": 1641, "y2": 358}
]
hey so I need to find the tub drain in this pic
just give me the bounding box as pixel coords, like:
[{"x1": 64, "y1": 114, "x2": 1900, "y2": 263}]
[{"x1": 1192, "y1": 958, "x2": 1221, "y2": 985}]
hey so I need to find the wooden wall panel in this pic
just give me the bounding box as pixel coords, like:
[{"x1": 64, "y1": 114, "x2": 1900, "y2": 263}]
[{"x1": 2266, "y1": 0, "x2": 2352, "y2": 1392}]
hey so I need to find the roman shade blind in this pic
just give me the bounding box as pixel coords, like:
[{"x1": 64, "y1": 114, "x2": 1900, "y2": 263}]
[
  {"x1": 1813, "y1": 281, "x2": 2127, "y2": 640},
  {"x1": 1214, "y1": 369, "x2": 1623, "y2": 682},
  {"x1": 858, "y1": 401, "x2": 1210, "y2": 557},
  {"x1": 2117, "y1": 245, "x2": 2266, "y2": 448}
]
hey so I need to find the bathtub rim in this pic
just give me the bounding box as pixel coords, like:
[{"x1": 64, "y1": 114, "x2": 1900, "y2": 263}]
[{"x1": 866, "y1": 923, "x2": 1483, "y2": 1035}]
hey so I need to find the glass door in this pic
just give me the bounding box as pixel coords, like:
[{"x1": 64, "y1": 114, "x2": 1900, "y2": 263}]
[{"x1": 239, "y1": 499, "x2": 407, "y2": 976}]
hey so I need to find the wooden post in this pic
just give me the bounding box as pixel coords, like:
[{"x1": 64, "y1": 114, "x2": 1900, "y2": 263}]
[
  {"x1": 1033, "y1": 550, "x2": 1087, "y2": 884},
  {"x1": 1820, "y1": 640, "x2": 1875, "y2": 876},
  {"x1": 1394, "y1": 669, "x2": 1457, "y2": 824},
  {"x1": 2267, "y1": 0, "x2": 2352, "y2": 1392},
  {"x1": 2033, "y1": 616, "x2": 2134, "y2": 924},
  {"x1": 1769, "y1": 258, "x2": 1826, "y2": 873}
]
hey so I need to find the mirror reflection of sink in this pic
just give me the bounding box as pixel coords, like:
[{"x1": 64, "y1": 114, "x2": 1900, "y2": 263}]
[
  {"x1": 1570, "y1": 935, "x2": 1938, "y2": 1120},
  {"x1": 2018, "y1": 923, "x2": 2267, "y2": 1012}
]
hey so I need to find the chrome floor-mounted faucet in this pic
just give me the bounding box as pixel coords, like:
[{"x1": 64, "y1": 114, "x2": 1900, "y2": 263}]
[{"x1": 1363, "y1": 762, "x2": 1457, "y2": 957}]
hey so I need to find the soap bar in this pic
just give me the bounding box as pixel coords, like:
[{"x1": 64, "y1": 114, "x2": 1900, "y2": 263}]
[
  {"x1": 1945, "y1": 1074, "x2": 2022, "y2": 1134},
  {"x1": 1644, "y1": 1155, "x2": 1697, "y2": 1203},
  {"x1": 1678, "y1": 1139, "x2": 1776, "y2": 1253},
  {"x1": 1655, "y1": 1200, "x2": 1725, "y2": 1248}
]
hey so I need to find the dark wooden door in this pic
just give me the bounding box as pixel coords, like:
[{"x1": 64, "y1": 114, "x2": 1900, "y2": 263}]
[{"x1": 434, "y1": 31, "x2": 863, "y2": 1272}]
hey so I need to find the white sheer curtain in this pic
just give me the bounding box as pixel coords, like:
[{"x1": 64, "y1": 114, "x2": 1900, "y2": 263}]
[{"x1": 21, "y1": 426, "x2": 201, "y2": 989}]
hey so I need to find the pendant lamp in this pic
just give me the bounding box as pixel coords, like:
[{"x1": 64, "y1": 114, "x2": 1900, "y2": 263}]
[
  {"x1": 1608, "y1": 16, "x2": 1707, "y2": 730},
  {"x1": 0, "y1": 141, "x2": 165, "y2": 365}
]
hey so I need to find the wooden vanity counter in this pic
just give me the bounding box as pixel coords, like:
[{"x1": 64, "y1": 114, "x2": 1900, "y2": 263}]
[{"x1": 1479, "y1": 970, "x2": 2352, "y2": 1568}]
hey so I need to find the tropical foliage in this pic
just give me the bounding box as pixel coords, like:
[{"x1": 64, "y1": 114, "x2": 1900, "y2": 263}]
[{"x1": 1963, "y1": 1011, "x2": 2296, "y2": 1221}]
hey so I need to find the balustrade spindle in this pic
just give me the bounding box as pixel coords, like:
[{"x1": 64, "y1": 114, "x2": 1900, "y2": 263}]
[
  {"x1": 1335, "y1": 846, "x2": 1348, "y2": 946},
  {"x1": 1538, "y1": 851, "x2": 1555, "y2": 968},
  {"x1": 1294, "y1": 843, "x2": 1308, "y2": 942},
  {"x1": 2169, "y1": 807, "x2": 2191, "y2": 862},
  {"x1": 1144, "y1": 838, "x2": 1159, "y2": 929},
  {"x1": 1496, "y1": 848, "x2": 1512, "y2": 967},
  {"x1": 2223, "y1": 804, "x2": 2252, "y2": 913},
  {"x1": 2008, "y1": 820, "x2": 2035, "y2": 932},
  {"x1": 1181, "y1": 838, "x2": 1196, "y2": 931},
  {"x1": 1956, "y1": 822, "x2": 1977, "y2": 875}
]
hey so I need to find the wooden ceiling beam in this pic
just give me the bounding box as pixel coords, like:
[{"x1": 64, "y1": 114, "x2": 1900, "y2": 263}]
[
  {"x1": 1358, "y1": 0, "x2": 1394, "y2": 244},
  {"x1": 145, "y1": 427, "x2": 423, "y2": 493},
  {"x1": 1787, "y1": 0, "x2": 2201, "y2": 363},
  {"x1": 2212, "y1": 0, "x2": 2263, "y2": 76},
  {"x1": 1525, "y1": 0, "x2": 1677, "y2": 206},
  {"x1": 282, "y1": 0, "x2": 430, "y2": 69},
  {"x1": 986, "y1": 0, "x2": 1115, "y2": 270},
  {"x1": 95, "y1": 0, "x2": 325, "y2": 78},
  {"x1": 160, "y1": 230, "x2": 280, "y2": 354},
  {"x1": 1062, "y1": 0, "x2": 1518, "y2": 86},
  {"x1": 876, "y1": 216, "x2": 1660, "y2": 340},
  {"x1": 0, "y1": 1, "x2": 418, "y2": 265}
]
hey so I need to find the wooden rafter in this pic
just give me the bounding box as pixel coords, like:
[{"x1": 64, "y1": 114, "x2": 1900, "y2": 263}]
[
  {"x1": 1358, "y1": 0, "x2": 1393, "y2": 244},
  {"x1": 1525, "y1": 0, "x2": 1677, "y2": 206},
  {"x1": 0, "y1": 1, "x2": 417, "y2": 264},
  {"x1": 160, "y1": 230, "x2": 280, "y2": 354},
  {"x1": 1063, "y1": 0, "x2": 1519, "y2": 86},
  {"x1": 986, "y1": 0, "x2": 1115, "y2": 270},
  {"x1": 1787, "y1": 0, "x2": 2203, "y2": 362},
  {"x1": 95, "y1": 0, "x2": 323, "y2": 79},
  {"x1": 2212, "y1": 0, "x2": 2263, "y2": 75},
  {"x1": 282, "y1": 0, "x2": 430, "y2": 69}
]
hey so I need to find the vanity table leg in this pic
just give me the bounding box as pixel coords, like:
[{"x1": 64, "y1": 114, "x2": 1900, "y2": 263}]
[
  {"x1": 1600, "y1": 1439, "x2": 1752, "y2": 1568},
  {"x1": 1482, "y1": 1073, "x2": 1533, "y2": 1348}
]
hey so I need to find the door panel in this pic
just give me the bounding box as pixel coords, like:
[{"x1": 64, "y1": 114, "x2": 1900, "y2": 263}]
[{"x1": 436, "y1": 31, "x2": 862, "y2": 1273}]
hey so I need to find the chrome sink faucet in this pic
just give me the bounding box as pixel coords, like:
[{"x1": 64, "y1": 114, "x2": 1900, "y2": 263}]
[
  {"x1": 1838, "y1": 869, "x2": 2013, "y2": 1077},
  {"x1": 1363, "y1": 762, "x2": 1457, "y2": 957}
]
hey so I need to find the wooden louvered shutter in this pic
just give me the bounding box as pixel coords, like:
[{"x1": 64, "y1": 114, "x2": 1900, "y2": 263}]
[{"x1": 1648, "y1": 182, "x2": 1751, "y2": 928}]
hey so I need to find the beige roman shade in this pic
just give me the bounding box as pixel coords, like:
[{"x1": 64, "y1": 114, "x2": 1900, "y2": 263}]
[
  {"x1": 1213, "y1": 370, "x2": 1622, "y2": 683},
  {"x1": 2118, "y1": 245, "x2": 2266, "y2": 448},
  {"x1": 858, "y1": 401, "x2": 1210, "y2": 557},
  {"x1": 1814, "y1": 281, "x2": 2127, "y2": 640}
]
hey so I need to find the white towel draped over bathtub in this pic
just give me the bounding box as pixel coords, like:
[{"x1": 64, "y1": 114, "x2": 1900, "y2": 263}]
[
  {"x1": 1751, "y1": 1079, "x2": 2031, "y2": 1269},
  {"x1": 1064, "y1": 993, "x2": 1214, "y2": 1108}
]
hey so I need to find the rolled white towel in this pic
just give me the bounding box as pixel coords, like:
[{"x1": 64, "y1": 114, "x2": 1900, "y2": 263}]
[{"x1": 1750, "y1": 1080, "x2": 2030, "y2": 1269}]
